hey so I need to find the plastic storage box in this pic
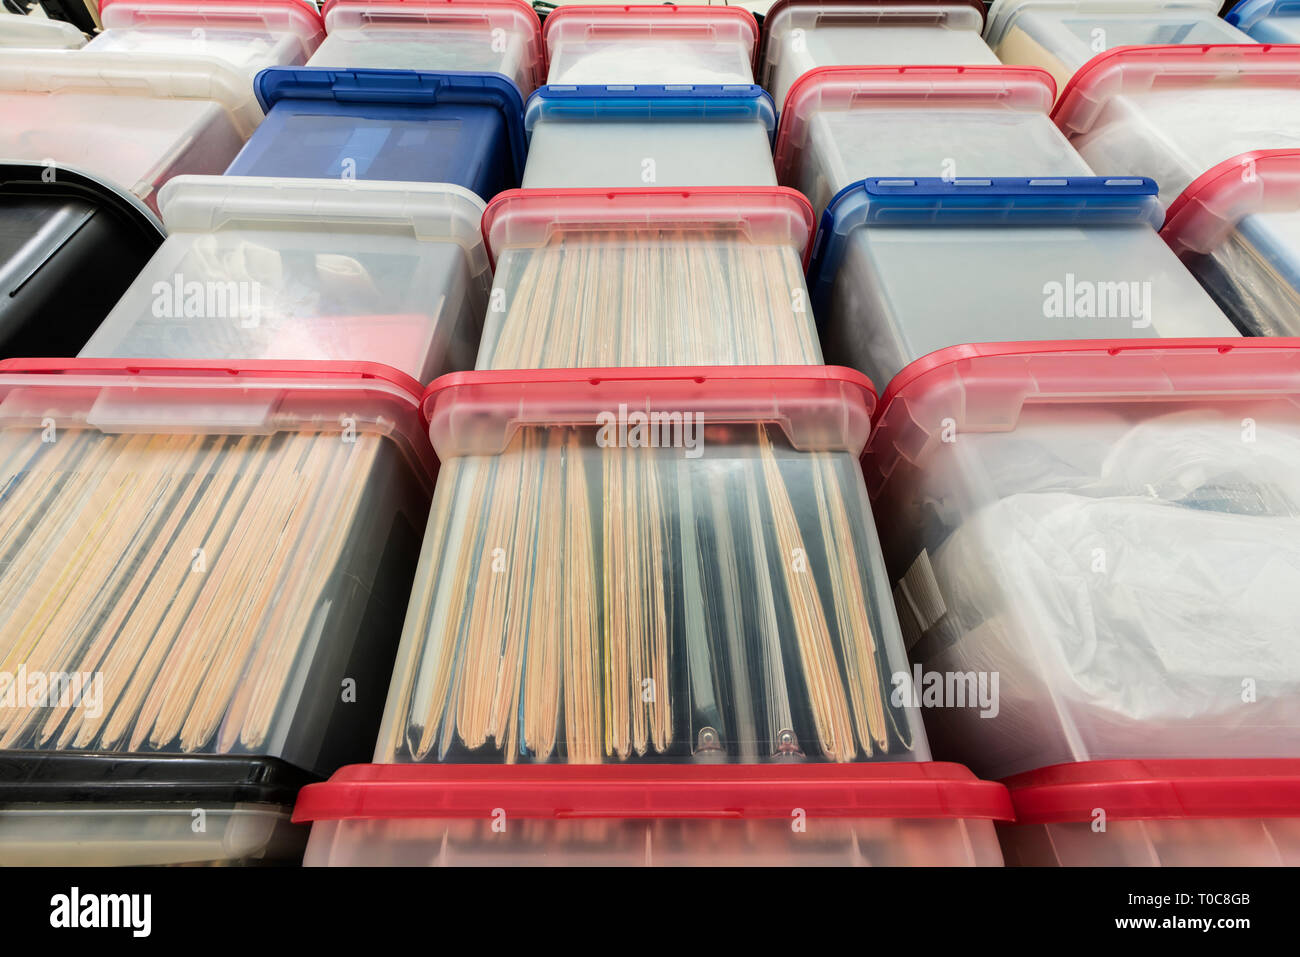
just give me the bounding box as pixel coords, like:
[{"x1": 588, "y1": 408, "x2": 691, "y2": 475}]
[
  {"x1": 759, "y1": 0, "x2": 1000, "y2": 111},
  {"x1": 79, "y1": 176, "x2": 491, "y2": 382},
  {"x1": 984, "y1": 0, "x2": 1253, "y2": 97},
  {"x1": 998, "y1": 759, "x2": 1300, "y2": 866},
  {"x1": 294, "y1": 366, "x2": 1012, "y2": 866},
  {"x1": 0, "y1": 49, "x2": 261, "y2": 215},
  {"x1": 226, "y1": 68, "x2": 526, "y2": 198},
  {"x1": 1055, "y1": 44, "x2": 1300, "y2": 208},
  {"x1": 478, "y1": 187, "x2": 821, "y2": 367},
  {"x1": 1161, "y1": 149, "x2": 1300, "y2": 336},
  {"x1": 310, "y1": 0, "x2": 545, "y2": 95},
  {"x1": 1227, "y1": 0, "x2": 1300, "y2": 42},
  {"x1": 0, "y1": 10, "x2": 86, "y2": 47},
  {"x1": 773, "y1": 65, "x2": 1092, "y2": 219},
  {"x1": 522, "y1": 85, "x2": 776, "y2": 189},
  {"x1": 0, "y1": 161, "x2": 164, "y2": 358},
  {"x1": 863, "y1": 339, "x2": 1300, "y2": 784},
  {"x1": 808, "y1": 177, "x2": 1238, "y2": 389},
  {"x1": 0, "y1": 358, "x2": 436, "y2": 865},
  {"x1": 544, "y1": 5, "x2": 759, "y2": 85},
  {"x1": 85, "y1": 0, "x2": 324, "y2": 76}
]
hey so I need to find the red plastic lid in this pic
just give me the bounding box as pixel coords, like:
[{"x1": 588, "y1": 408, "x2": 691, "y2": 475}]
[
  {"x1": 1161, "y1": 148, "x2": 1300, "y2": 257},
  {"x1": 481, "y1": 187, "x2": 817, "y2": 270},
  {"x1": 773, "y1": 65, "x2": 1057, "y2": 186},
  {"x1": 760, "y1": 0, "x2": 989, "y2": 71},
  {"x1": 543, "y1": 5, "x2": 760, "y2": 73},
  {"x1": 0, "y1": 358, "x2": 436, "y2": 488},
  {"x1": 1005, "y1": 759, "x2": 1300, "y2": 823},
  {"x1": 1053, "y1": 44, "x2": 1300, "y2": 137},
  {"x1": 321, "y1": 0, "x2": 539, "y2": 22},
  {"x1": 292, "y1": 761, "x2": 1014, "y2": 822},
  {"x1": 99, "y1": 0, "x2": 325, "y2": 36},
  {"x1": 421, "y1": 365, "x2": 876, "y2": 458},
  {"x1": 863, "y1": 338, "x2": 1300, "y2": 499}
]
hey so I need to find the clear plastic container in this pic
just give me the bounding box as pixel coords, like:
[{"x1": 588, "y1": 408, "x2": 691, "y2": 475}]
[
  {"x1": 759, "y1": 0, "x2": 1000, "y2": 111},
  {"x1": 999, "y1": 759, "x2": 1300, "y2": 866},
  {"x1": 862, "y1": 338, "x2": 1300, "y2": 783},
  {"x1": 1055, "y1": 44, "x2": 1300, "y2": 208},
  {"x1": 0, "y1": 359, "x2": 437, "y2": 864},
  {"x1": 226, "y1": 68, "x2": 526, "y2": 198},
  {"x1": 85, "y1": 0, "x2": 324, "y2": 76},
  {"x1": 478, "y1": 187, "x2": 820, "y2": 367},
  {"x1": 0, "y1": 49, "x2": 262, "y2": 215},
  {"x1": 0, "y1": 161, "x2": 164, "y2": 357},
  {"x1": 522, "y1": 84, "x2": 777, "y2": 189},
  {"x1": 985, "y1": 0, "x2": 1252, "y2": 98},
  {"x1": 1161, "y1": 149, "x2": 1300, "y2": 336},
  {"x1": 297, "y1": 762, "x2": 1012, "y2": 865},
  {"x1": 773, "y1": 64, "x2": 1093, "y2": 219},
  {"x1": 292, "y1": 367, "x2": 1010, "y2": 866},
  {"x1": 544, "y1": 5, "x2": 759, "y2": 85},
  {"x1": 79, "y1": 176, "x2": 491, "y2": 382},
  {"x1": 310, "y1": 0, "x2": 545, "y2": 95},
  {"x1": 1228, "y1": 0, "x2": 1300, "y2": 42},
  {"x1": 808, "y1": 177, "x2": 1238, "y2": 390},
  {"x1": 0, "y1": 10, "x2": 86, "y2": 48}
]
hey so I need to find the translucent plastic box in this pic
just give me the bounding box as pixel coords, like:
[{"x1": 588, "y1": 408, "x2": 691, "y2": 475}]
[
  {"x1": 544, "y1": 5, "x2": 759, "y2": 85},
  {"x1": 1055, "y1": 44, "x2": 1300, "y2": 208},
  {"x1": 477, "y1": 187, "x2": 821, "y2": 367},
  {"x1": 522, "y1": 85, "x2": 777, "y2": 189},
  {"x1": 0, "y1": 10, "x2": 86, "y2": 48},
  {"x1": 85, "y1": 0, "x2": 324, "y2": 76},
  {"x1": 310, "y1": 0, "x2": 545, "y2": 95},
  {"x1": 862, "y1": 339, "x2": 1300, "y2": 783},
  {"x1": 79, "y1": 176, "x2": 491, "y2": 383},
  {"x1": 0, "y1": 161, "x2": 164, "y2": 357},
  {"x1": 0, "y1": 359, "x2": 437, "y2": 864},
  {"x1": 773, "y1": 64, "x2": 1092, "y2": 219},
  {"x1": 1161, "y1": 149, "x2": 1300, "y2": 336},
  {"x1": 759, "y1": 0, "x2": 1000, "y2": 110},
  {"x1": 0, "y1": 49, "x2": 262, "y2": 215},
  {"x1": 294, "y1": 367, "x2": 1011, "y2": 866},
  {"x1": 984, "y1": 0, "x2": 1252, "y2": 97},
  {"x1": 226, "y1": 68, "x2": 526, "y2": 198},
  {"x1": 998, "y1": 759, "x2": 1300, "y2": 866},
  {"x1": 1228, "y1": 0, "x2": 1300, "y2": 42},
  {"x1": 808, "y1": 177, "x2": 1238, "y2": 390}
]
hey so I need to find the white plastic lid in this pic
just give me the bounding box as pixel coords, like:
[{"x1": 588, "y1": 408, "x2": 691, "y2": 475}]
[
  {"x1": 985, "y1": 0, "x2": 1223, "y2": 48},
  {"x1": 0, "y1": 48, "x2": 262, "y2": 138},
  {"x1": 0, "y1": 12, "x2": 86, "y2": 49}
]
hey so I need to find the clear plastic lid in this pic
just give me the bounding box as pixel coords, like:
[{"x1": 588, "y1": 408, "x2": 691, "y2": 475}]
[
  {"x1": 773, "y1": 64, "x2": 1059, "y2": 189},
  {"x1": 372, "y1": 365, "x2": 928, "y2": 767},
  {"x1": 79, "y1": 176, "x2": 491, "y2": 383},
  {"x1": 0, "y1": 11, "x2": 86, "y2": 49},
  {"x1": 315, "y1": 0, "x2": 544, "y2": 93},
  {"x1": 478, "y1": 188, "x2": 819, "y2": 367},
  {"x1": 98, "y1": 0, "x2": 325, "y2": 61},
  {"x1": 1161, "y1": 148, "x2": 1300, "y2": 256},
  {"x1": 0, "y1": 358, "x2": 434, "y2": 776},
  {"x1": 864, "y1": 338, "x2": 1300, "y2": 779},
  {"x1": 985, "y1": 0, "x2": 1227, "y2": 49},
  {"x1": 544, "y1": 5, "x2": 759, "y2": 85}
]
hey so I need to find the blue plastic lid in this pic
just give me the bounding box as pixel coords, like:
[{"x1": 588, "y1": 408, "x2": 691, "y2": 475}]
[
  {"x1": 524, "y1": 84, "x2": 776, "y2": 142},
  {"x1": 254, "y1": 67, "x2": 527, "y2": 184},
  {"x1": 1227, "y1": 0, "x2": 1300, "y2": 30},
  {"x1": 806, "y1": 176, "x2": 1164, "y2": 323}
]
